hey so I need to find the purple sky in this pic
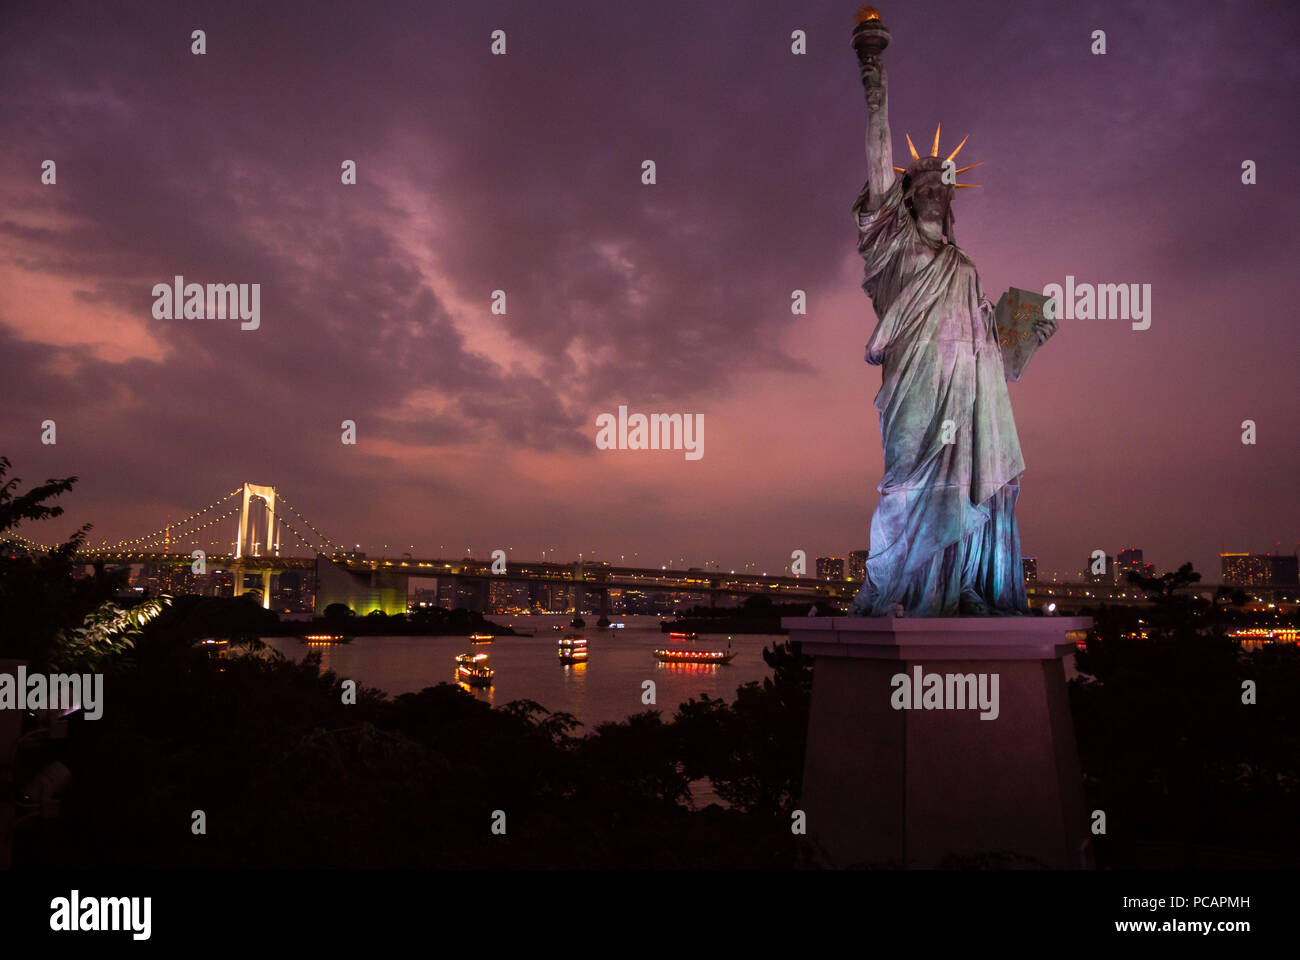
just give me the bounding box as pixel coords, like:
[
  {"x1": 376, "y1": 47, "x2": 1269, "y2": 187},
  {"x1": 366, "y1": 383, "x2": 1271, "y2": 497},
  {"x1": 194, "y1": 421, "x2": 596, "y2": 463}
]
[{"x1": 1, "y1": 0, "x2": 1296, "y2": 581}]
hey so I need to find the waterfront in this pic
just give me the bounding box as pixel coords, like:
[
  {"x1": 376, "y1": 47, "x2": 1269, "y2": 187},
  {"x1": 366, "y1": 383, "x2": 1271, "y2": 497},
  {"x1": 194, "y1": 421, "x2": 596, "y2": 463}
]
[{"x1": 262, "y1": 614, "x2": 781, "y2": 730}]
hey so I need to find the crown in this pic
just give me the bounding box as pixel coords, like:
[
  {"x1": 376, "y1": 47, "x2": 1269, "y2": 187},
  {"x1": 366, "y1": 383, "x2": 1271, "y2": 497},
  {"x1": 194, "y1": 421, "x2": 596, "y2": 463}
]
[{"x1": 893, "y1": 124, "x2": 982, "y2": 189}]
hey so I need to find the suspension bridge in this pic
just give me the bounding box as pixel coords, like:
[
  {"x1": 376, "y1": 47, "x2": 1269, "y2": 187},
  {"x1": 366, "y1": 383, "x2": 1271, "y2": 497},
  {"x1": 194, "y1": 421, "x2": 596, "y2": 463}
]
[{"x1": 4, "y1": 483, "x2": 857, "y2": 615}]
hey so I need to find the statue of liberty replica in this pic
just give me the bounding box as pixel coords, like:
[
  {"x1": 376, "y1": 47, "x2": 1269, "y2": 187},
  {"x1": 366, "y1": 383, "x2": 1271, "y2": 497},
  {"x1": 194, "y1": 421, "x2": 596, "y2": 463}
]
[{"x1": 848, "y1": 7, "x2": 1057, "y2": 617}]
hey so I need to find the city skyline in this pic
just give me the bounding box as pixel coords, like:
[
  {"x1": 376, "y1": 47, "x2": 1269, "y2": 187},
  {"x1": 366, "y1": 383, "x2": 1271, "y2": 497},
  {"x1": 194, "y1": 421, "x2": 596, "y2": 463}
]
[{"x1": 2, "y1": 0, "x2": 1296, "y2": 586}]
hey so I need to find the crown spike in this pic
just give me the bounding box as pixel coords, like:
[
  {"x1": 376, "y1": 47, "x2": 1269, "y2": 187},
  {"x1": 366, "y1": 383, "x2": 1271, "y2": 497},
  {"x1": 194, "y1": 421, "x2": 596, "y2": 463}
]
[
  {"x1": 893, "y1": 166, "x2": 907, "y2": 173},
  {"x1": 953, "y1": 162, "x2": 983, "y2": 175},
  {"x1": 954, "y1": 183, "x2": 981, "y2": 189},
  {"x1": 905, "y1": 133, "x2": 920, "y2": 162},
  {"x1": 931, "y1": 123, "x2": 941, "y2": 158},
  {"x1": 945, "y1": 135, "x2": 970, "y2": 163}
]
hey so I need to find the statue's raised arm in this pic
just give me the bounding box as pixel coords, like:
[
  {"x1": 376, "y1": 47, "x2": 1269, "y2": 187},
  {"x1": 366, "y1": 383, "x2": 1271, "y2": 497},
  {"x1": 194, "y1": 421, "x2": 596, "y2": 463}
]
[
  {"x1": 844, "y1": 6, "x2": 1034, "y2": 619},
  {"x1": 852, "y1": 6, "x2": 895, "y2": 215}
]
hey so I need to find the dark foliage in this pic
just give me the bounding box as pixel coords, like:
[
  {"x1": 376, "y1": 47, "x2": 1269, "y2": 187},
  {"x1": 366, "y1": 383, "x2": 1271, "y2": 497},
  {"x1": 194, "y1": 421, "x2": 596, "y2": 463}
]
[{"x1": 1071, "y1": 563, "x2": 1300, "y2": 866}]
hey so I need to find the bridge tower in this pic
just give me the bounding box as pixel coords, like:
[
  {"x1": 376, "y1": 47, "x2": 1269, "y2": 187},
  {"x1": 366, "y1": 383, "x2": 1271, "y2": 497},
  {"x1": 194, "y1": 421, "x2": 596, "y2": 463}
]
[{"x1": 234, "y1": 483, "x2": 277, "y2": 559}]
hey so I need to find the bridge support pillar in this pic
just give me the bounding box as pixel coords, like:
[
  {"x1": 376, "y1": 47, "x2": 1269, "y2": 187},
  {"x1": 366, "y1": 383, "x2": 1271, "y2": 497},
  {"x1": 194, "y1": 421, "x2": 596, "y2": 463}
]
[
  {"x1": 231, "y1": 563, "x2": 245, "y2": 598},
  {"x1": 572, "y1": 562, "x2": 586, "y2": 614},
  {"x1": 261, "y1": 569, "x2": 273, "y2": 610},
  {"x1": 460, "y1": 578, "x2": 489, "y2": 613}
]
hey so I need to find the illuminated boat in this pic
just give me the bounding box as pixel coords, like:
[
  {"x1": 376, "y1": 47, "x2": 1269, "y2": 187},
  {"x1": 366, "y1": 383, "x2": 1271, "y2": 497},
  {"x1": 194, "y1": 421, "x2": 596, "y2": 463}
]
[
  {"x1": 455, "y1": 652, "x2": 494, "y2": 686},
  {"x1": 558, "y1": 634, "x2": 588, "y2": 664},
  {"x1": 551, "y1": 624, "x2": 566, "y2": 631},
  {"x1": 654, "y1": 633, "x2": 733, "y2": 664},
  {"x1": 468, "y1": 633, "x2": 495, "y2": 645},
  {"x1": 302, "y1": 634, "x2": 351, "y2": 646},
  {"x1": 198, "y1": 638, "x2": 230, "y2": 658}
]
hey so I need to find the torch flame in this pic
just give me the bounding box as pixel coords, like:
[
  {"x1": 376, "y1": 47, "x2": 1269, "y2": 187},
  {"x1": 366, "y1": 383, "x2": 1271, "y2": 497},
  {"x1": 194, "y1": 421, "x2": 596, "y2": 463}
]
[{"x1": 855, "y1": 6, "x2": 881, "y2": 23}]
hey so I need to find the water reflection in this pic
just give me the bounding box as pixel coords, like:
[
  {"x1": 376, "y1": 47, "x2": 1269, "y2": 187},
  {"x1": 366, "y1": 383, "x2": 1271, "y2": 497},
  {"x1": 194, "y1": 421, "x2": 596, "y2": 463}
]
[
  {"x1": 654, "y1": 661, "x2": 728, "y2": 676},
  {"x1": 560, "y1": 661, "x2": 588, "y2": 681},
  {"x1": 262, "y1": 615, "x2": 777, "y2": 729},
  {"x1": 457, "y1": 678, "x2": 496, "y2": 707}
]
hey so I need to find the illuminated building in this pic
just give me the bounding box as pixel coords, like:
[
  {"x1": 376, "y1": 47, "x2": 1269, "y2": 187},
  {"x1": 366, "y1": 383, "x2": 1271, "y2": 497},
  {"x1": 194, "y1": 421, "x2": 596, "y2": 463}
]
[
  {"x1": 620, "y1": 589, "x2": 648, "y2": 614},
  {"x1": 848, "y1": 550, "x2": 869, "y2": 582},
  {"x1": 1221, "y1": 553, "x2": 1273, "y2": 587},
  {"x1": 1115, "y1": 547, "x2": 1154, "y2": 584},
  {"x1": 529, "y1": 582, "x2": 572, "y2": 613},
  {"x1": 816, "y1": 557, "x2": 846, "y2": 580}
]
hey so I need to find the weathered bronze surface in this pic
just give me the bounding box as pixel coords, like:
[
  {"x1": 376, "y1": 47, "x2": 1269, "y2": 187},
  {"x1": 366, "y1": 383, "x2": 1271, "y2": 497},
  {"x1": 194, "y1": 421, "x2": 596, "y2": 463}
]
[{"x1": 848, "y1": 10, "x2": 1056, "y2": 617}]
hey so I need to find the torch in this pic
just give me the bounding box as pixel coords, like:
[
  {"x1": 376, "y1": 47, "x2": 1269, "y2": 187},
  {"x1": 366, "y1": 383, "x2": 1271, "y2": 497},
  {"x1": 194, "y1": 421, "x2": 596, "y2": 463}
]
[{"x1": 851, "y1": 6, "x2": 890, "y2": 104}]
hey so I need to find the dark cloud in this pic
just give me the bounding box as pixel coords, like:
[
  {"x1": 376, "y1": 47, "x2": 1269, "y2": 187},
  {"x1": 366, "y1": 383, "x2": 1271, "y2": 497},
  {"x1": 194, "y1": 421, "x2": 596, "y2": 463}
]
[{"x1": 0, "y1": 0, "x2": 1296, "y2": 575}]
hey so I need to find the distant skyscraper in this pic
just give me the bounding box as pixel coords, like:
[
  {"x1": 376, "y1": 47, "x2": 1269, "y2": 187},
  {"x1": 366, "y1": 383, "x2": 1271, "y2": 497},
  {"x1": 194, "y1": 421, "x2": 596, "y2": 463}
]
[
  {"x1": 1021, "y1": 557, "x2": 1038, "y2": 586},
  {"x1": 411, "y1": 586, "x2": 439, "y2": 607},
  {"x1": 1115, "y1": 547, "x2": 1154, "y2": 584},
  {"x1": 1084, "y1": 554, "x2": 1115, "y2": 584},
  {"x1": 848, "y1": 550, "x2": 869, "y2": 582},
  {"x1": 1221, "y1": 553, "x2": 1272, "y2": 587},
  {"x1": 816, "y1": 557, "x2": 845, "y2": 580},
  {"x1": 1269, "y1": 555, "x2": 1299, "y2": 586},
  {"x1": 620, "y1": 589, "x2": 648, "y2": 614}
]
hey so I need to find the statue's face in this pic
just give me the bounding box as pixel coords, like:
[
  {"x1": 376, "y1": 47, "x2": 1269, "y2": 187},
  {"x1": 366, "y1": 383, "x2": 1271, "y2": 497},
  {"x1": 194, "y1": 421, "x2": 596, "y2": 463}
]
[{"x1": 912, "y1": 181, "x2": 949, "y2": 226}]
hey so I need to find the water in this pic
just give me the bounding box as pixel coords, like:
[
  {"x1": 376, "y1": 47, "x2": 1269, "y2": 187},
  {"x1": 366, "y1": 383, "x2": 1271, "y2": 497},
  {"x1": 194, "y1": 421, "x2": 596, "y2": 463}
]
[{"x1": 262, "y1": 614, "x2": 781, "y2": 731}]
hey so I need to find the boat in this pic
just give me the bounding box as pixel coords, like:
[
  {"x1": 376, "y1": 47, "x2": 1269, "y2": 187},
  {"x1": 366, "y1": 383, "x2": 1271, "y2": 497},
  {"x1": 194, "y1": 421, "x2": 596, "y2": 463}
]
[
  {"x1": 558, "y1": 634, "x2": 588, "y2": 664},
  {"x1": 551, "y1": 624, "x2": 566, "y2": 631},
  {"x1": 468, "y1": 633, "x2": 494, "y2": 645},
  {"x1": 653, "y1": 633, "x2": 734, "y2": 664},
  {"x1": 302, "y1": 634, "x2": 351, "y2": 646},
  {"x1": 455, "y1": 652, "x2": 494, "y2": 686}
]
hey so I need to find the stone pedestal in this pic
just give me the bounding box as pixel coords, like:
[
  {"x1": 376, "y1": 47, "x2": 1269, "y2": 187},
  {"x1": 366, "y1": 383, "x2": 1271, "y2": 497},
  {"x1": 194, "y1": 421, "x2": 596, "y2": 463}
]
[{"x1": 784, "y1": 617, "x2": 1093, "y2": 869}]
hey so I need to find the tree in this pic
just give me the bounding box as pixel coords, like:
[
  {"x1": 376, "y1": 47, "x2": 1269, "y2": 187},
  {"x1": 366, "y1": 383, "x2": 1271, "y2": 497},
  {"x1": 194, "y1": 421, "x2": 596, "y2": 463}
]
[
  {"x1": 0, "y1": 456, "x2": 167, "y2": 670},
  {"x1": 672, "y1": 638, "x2": 813, "y2": 817},
  {"x1": 323, "y1": 602, "x2": 355, "y2": 621},
  {"x1": 1070, "y1": 561, "x2": 1300, "y2": 866}
]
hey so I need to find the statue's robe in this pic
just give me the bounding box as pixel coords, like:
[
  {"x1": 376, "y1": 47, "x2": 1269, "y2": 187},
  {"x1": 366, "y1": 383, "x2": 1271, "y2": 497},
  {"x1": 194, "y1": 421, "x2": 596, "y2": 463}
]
[{"x1": 850, "y1": 179, "x2": 1028, "y2": 617}]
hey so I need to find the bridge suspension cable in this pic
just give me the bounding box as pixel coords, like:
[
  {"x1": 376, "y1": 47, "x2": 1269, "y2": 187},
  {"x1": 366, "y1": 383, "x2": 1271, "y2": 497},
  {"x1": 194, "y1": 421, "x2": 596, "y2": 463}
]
[
  {"x1": 148, "y1": 505, "x2": 240, "y2": 551},
  {"x1": 12, "y1": 485, "x2": 341, "y2": 559},
  {"x1": 82, "y1": 504, "x2": 241, "y2": 554},
  {"x1": 3, "y1": 534, "x2": 53, "y2": 552},
  {"x1": 273, "y1": 513, "x2": 328, "y2": 555},
  {"x1": 94, "y1": 487, "x2": 242, "y2": 551},
  {"x1": 274, "y1": 493, "x2": 341, "y2": 554}
]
